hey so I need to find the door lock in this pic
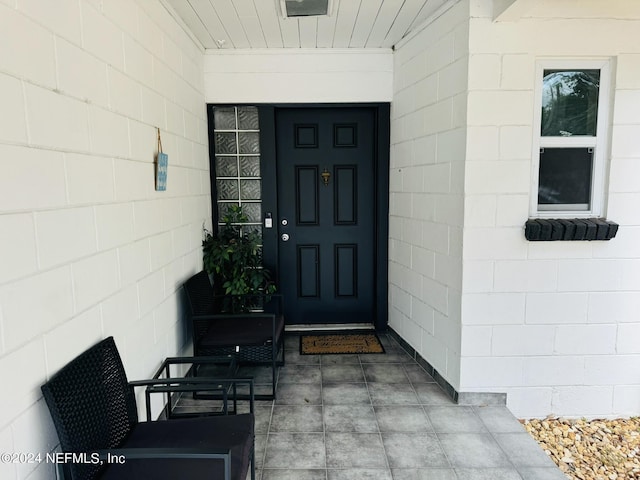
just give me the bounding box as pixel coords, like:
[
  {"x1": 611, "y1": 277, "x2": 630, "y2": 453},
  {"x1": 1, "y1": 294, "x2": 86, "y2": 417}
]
[{"x1": 281, "y1": 233, "x2": 290, "y2": 242}]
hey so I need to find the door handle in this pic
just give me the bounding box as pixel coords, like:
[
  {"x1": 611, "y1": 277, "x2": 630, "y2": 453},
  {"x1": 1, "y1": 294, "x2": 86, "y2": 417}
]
[{"x1": 281, "y1": 234, "x2": 290, "y2": 242}]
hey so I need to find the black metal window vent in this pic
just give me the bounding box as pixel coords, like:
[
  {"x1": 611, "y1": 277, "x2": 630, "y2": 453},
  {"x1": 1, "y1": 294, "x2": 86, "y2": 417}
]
[{"x1": 525, "y1": 218, "x2": 619, "y2": 241}]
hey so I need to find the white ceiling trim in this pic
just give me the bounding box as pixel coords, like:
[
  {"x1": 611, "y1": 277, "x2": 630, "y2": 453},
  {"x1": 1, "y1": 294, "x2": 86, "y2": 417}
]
[
  {"x1": 164, "y1": 0, "x2": 454, "y2": 50},
  {"x1": 204, "y1": 47, "x2": 392, "y2": 56}
]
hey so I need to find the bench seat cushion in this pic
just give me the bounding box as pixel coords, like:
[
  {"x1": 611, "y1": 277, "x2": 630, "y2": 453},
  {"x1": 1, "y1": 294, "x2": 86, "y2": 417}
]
[
  {"x1": 101, "y1": 414, "x2": 254, "y2": 480},
  {"x1": 199, "y1": 315, "x2": 285, "y2": 348}
]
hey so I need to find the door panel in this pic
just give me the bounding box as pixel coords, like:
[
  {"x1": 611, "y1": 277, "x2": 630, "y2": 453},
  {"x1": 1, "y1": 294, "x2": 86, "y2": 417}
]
[
  {"x1": 335, "y1": 244, "x2": 357, "y2": 297},
  {"x1": 296, "y1": 166, "x2": 319, "y2": 224},
  {"x1": 276, "y1": 107, "x2": 376, "y2": 325},
  {"x1": 335, "y1": 166, "x2": 357, "y2": 224},
  {"x1": 298, "y1": 245, "x2": 320, "y2": 298}
]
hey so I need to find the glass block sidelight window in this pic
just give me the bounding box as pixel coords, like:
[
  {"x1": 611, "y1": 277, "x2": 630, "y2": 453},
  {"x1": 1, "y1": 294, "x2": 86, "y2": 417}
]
[
  {"x1": 532, "y1": 60, "x2": 611, "y2": 216},
  {"x1": 212, "y1": 106, "x2": 262, "y2": 233}
]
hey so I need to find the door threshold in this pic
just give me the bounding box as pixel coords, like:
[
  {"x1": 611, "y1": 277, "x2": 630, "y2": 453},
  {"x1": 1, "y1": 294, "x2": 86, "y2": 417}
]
[{"x1": 285, "y1": 323, "x2": 375, "y2": 332}]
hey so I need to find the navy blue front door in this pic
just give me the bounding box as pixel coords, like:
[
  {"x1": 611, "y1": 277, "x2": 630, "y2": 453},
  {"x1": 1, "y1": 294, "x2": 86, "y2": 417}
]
[{"x1": 274, "y1": 107, "x2": 376, "y2": 325}]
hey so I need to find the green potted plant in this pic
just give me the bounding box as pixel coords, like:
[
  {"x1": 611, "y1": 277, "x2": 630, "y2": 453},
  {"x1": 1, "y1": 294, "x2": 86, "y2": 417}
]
[{"x1": 202, "y1": 205, "x2": 276, "y2": 312}]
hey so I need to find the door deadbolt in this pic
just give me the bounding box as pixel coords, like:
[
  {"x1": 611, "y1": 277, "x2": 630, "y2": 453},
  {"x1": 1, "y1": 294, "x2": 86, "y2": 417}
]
[{"x1": 281, "y1": 219, "x2": 288, "y2": 226}]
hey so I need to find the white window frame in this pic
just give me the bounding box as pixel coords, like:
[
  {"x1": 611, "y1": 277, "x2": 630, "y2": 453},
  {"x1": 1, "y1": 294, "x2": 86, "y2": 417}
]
[{"x1": 530, "y1": 59, "x2": 611, "y2": 218}]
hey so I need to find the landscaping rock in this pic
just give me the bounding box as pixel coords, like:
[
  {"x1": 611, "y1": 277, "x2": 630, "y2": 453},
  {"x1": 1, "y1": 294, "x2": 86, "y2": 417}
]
[{"x1": 522, "y1": 417, "x2": 640, "y2": 480}]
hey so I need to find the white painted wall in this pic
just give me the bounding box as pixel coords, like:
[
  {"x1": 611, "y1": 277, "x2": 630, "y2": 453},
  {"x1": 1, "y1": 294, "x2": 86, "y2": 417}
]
[
  {"x1": 460, "y1": 0, "x2": 640, "y2": 418},
  {"x1": 203, "y1": 49, "x2": 393, "y2": 103},
  {"x1": 389, "y1": 1, "x2": 469, "y2": 390},
  {"x1": 0, "y1": 1, "x2": 208, "y2": 478}
]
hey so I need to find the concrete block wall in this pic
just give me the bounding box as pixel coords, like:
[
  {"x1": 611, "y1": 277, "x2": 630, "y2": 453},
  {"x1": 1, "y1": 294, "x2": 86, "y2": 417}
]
[
  {"x1": 390, "y1": 0, "x2": 470, "y2": 390},
  {"x1": 203, "y1": 48, "x2": 393, "y2": 104},
  {"x1": 460, "y1": 0, "x2": 640, "y2": 418},
  {"x1": 0, "y1": 1, "x2": 208, "y2": 478}
]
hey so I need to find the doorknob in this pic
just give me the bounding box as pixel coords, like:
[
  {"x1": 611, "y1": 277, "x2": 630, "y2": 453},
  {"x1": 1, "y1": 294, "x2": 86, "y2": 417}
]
[{"x1": 281, "y1": 233, "x2": 290, "y2": 242}]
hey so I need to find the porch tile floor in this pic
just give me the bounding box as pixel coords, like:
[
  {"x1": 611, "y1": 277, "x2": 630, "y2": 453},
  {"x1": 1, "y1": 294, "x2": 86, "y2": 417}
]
[{"x1": 203, "y1": 332, "x2": 567, "y2": 480}]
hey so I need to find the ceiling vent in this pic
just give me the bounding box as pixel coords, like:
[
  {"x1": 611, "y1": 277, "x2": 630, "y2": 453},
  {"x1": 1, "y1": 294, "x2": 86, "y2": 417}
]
[{"x1": 279, "y1": 0, "x2": 333, "y2": 18}]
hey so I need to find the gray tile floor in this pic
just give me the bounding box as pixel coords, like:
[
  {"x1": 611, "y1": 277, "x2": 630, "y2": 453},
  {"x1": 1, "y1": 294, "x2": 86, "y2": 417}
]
[{"x1": 183, "y1": 332, "x2": 568, "y2": 480}]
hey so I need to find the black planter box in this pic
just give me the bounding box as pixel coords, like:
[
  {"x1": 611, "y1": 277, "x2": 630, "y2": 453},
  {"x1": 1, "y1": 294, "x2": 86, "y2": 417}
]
[{"x1": 525, "y1": 218, "x2": 619, "y2": 241}]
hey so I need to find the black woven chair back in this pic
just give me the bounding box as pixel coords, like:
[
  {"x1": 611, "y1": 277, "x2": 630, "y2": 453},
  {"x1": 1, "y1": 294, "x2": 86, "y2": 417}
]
[
  {"x1": 184, "y1": 270, "x2": 215, "y2": 315},
  {"x1": 41, "y1": 337, "x2": 138, "y2": 480}
]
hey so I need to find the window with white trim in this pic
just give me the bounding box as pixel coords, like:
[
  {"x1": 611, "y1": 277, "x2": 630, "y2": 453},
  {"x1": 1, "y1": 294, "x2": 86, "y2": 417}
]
[{"x1": 532, "y1": 60, "x2": 611, "y2": 217}]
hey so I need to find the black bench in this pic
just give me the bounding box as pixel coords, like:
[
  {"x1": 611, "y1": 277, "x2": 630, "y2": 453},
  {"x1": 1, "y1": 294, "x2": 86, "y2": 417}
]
[
  {"x1": 41, "y1": 336, "x2": 255, "y2": 480},
  {"x1": 183, "y1": 270, "x2": 285, "y2": 399}
]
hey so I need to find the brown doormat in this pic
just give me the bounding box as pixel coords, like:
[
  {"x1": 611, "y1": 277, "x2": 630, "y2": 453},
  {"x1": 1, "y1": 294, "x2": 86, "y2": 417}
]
[{"x1": 300, "y1": 332, "x2": 385, "y2": 355}]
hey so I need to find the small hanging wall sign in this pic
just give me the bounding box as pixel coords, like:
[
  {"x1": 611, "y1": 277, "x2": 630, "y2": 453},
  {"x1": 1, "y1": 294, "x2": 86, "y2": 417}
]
[{"x1": 155, "y1": 128, "x2": 168, "y2": 191}]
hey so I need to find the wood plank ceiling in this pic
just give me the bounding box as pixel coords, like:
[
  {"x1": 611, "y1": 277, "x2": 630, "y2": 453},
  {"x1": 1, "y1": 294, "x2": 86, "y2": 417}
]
[{"x1": 164, "y1": 0, "x2": 451, "y2": 49}]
